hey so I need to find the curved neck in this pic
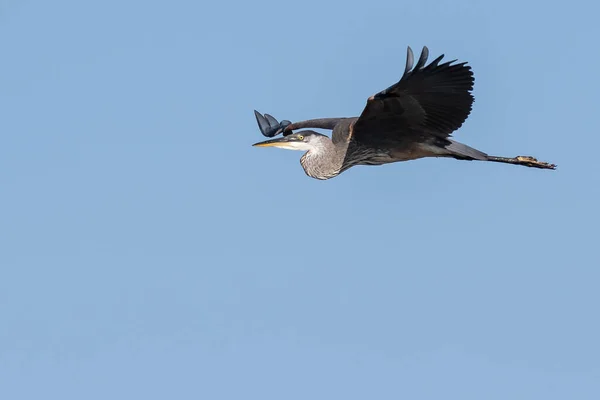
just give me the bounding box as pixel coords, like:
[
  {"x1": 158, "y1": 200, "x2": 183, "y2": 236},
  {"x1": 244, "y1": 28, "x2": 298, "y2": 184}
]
[{"x1": 300, "y1": 136, "x2": 346, "y2": 180}]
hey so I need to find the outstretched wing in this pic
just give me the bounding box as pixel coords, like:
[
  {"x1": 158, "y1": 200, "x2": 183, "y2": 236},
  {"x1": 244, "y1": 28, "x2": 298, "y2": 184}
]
[{"x1": 351, "y1": 46, "x2": 474, "y2": 147}]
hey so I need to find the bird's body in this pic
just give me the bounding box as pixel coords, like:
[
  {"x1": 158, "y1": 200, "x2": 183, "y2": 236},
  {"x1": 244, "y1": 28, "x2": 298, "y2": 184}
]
[{"x1": 253, "y1": 46, "x2": 555, "y2": 180}]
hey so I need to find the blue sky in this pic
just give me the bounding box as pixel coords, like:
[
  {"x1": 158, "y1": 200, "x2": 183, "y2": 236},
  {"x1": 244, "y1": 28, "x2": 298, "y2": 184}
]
[{"x1": 1, "y1": 0, "x2": 599, "y2": 399}]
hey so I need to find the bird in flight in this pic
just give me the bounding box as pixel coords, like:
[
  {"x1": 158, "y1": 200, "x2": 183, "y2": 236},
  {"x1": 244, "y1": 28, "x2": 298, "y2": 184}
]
[{"x1": 253, "y1": 46, "x2": 556, "y2": 180}]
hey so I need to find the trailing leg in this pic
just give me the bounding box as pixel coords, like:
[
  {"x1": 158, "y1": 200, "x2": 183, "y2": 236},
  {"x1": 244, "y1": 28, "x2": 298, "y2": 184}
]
[{"x1": 485, "y1": 155, "x2": 556, "y2": 170}]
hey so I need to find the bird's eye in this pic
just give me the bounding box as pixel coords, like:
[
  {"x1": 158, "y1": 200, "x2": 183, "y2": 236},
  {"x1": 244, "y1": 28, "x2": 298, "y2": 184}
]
[{"x1": 297, "y1": 135, "x2": 304, "y2": 140}]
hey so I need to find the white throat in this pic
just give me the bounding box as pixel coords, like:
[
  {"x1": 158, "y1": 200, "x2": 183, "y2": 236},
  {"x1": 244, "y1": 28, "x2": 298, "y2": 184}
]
[{"x1": 278, "y1": 142, "x2": 314, "y2": 151}]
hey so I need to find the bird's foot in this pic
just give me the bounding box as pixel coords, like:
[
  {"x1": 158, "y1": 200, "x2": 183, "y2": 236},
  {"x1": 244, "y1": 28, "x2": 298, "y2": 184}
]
[{"x1": 515, "y1": 156, "x2": 557, "y2": 170}]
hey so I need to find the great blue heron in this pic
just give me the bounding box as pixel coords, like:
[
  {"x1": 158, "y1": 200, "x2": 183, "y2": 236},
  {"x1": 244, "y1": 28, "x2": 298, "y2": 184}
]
[{"x1": 253, "y1": 46, "x2": 556, "y2": 180}]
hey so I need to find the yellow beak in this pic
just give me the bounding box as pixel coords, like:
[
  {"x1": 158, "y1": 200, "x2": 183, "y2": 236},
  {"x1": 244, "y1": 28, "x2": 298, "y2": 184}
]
[{"x1": 252, "y1": 137, "x2": 294, "y2": 148}]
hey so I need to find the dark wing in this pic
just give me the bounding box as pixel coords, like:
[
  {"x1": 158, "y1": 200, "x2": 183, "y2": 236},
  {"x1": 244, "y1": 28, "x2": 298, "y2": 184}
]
[
  {"x1": 254, "y1": 110, "x2": 292, "y2": 137},
  {"x1": 351, "y1": 46, "x2": 474, "y2": 147}
]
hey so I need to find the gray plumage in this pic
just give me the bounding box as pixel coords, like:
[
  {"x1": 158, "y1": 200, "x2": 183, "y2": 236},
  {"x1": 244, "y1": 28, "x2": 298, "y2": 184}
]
[{"x1": 253, "y1": 46, "x2": 556, "y2": 180}]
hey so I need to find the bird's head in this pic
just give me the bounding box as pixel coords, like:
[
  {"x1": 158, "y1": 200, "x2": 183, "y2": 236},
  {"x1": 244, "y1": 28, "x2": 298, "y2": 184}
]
[{"x1": 252, "y1": 131, "x2": 324, "y2": 152}]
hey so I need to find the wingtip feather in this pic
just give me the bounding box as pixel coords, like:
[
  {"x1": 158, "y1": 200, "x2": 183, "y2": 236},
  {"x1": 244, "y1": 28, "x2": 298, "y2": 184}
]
[
  {"x1": 414, "y1": 46, "x2": 429, "y2": 70},
  {"x1": 404, "y1": 46, "x2": 414, "y2": 76}
]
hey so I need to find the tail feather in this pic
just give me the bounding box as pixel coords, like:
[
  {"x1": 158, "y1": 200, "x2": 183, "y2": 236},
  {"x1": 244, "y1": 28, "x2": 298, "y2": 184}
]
[{"x1": 445, "y1": 139, "x2": 488, "y2": 160}]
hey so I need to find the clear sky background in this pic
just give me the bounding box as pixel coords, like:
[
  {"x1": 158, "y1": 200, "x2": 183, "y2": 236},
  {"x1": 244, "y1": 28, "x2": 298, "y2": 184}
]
[{"x1": 1, "y1": 0, "x2": 599, "y2": 399}]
